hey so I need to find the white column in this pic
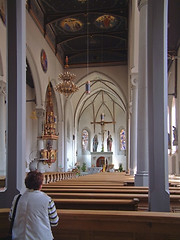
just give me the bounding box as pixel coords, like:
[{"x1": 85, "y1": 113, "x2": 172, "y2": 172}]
[
  {"x1": 0, "y1": 79, "x2": 6, "y2": 176},
  {"x1": 129, "y1": 73, "x2": 138, "y2": 175},
  {"x1": 135, "y1": 0, "x2": 149, "y2": 186},
  {"x1": 0, "y1": 0, "x2": 26, "y2": 208},
  {"x1": 148, "y1": 0, "x2": 170, "y2": 211}
]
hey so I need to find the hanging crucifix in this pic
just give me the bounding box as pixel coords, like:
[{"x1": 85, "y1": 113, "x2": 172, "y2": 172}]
[{"x1": 91, "y1": 113, "x2": 115, "y2": 152}]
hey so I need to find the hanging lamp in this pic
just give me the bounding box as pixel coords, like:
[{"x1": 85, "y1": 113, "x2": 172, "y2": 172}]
[{"x1": 55, "y1": 56, "x2": 79, "y2": 98}]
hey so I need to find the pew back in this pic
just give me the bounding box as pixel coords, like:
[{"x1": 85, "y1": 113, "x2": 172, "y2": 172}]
[{"x1": 1, "y1": 209, "x2": 180, "y2": 240}]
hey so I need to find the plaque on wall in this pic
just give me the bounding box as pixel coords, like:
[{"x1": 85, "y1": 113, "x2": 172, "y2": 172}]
[{"x1": 40, "y1": 49, "x2": 48, "y2": 73}]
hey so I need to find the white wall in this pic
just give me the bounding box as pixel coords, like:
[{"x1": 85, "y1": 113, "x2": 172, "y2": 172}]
[
  {"x1": 168, "y1": 46, "x2": 180, "y2": 175},
  {"x1": 26, "y1": 11, "x2": 64, "y2": 172}
]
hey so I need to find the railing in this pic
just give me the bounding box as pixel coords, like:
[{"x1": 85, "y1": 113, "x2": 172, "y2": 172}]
[{"x1": 42, "y1": 171, "x2": 77, "y2": 184}]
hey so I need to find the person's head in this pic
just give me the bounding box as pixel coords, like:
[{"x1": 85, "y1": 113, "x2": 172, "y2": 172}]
[{"x1": 25, "y1": 171, "x2": 43, "y2": 190}]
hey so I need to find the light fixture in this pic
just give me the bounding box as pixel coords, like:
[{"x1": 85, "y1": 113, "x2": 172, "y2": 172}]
[{"x1": 55, "y1": 56, "x2": 79, "y2": 98}]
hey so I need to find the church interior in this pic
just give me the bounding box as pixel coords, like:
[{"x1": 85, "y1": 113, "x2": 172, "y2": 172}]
[{"x1": 1, "y1": 0, "x2": 180, "y2": 238}]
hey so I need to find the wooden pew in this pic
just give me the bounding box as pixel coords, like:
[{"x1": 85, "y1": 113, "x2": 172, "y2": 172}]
[
  {"x1": 42, "y1": 184, "x2": 147, "y2": 189},
  {"x1": 42, "y1": 186, "x2": 180, "y2": 196},
  {"x1": 53, "y1": 198, "x2": 139, "y2": 211},
  {"x1": 53, "y1": 209, "x2": 180, "y2": 240},
  {"x1": 1, "y1": 209, "x2": 180, "y2": 240},
  {"x1": 47, "y1": 191, "x2": 180, "y2": 212},
  {"x1": 42, "y1": 187, "x2": 148, "y2": 194},
  {"x1": 0, "y1": 208, "x2": 10, "y2": 238},
  {"x1": 42, "y1": 184, "x2": 180, "y2": 193},
  {"x1": 47, "y1": 192, "x2": 147, "y2": 200}
]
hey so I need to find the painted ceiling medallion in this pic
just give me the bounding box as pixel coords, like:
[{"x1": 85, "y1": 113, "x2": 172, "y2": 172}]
[
  {"x1": 60, "y1": 18, "x2": 83, "y2": 32},
  {"x1": 40, "y1": 49, "x2": 48, "y2": 73},
  {"x1": 95, "y1": 15, "x2": 117, "y2": 29}
]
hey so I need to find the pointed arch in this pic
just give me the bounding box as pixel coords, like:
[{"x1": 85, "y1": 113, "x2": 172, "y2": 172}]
[
  {"x1": 73, "y1": 71, "x2": 127, "y2": 132},
  {"x1": 26, "y1": 45, "x2": 44, "y2": 109}
]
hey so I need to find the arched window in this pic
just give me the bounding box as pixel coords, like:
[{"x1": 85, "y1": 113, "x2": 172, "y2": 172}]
[
  {"x1": 172, "y1": 97, "x2": 177, "y2": 154},
  {"x1": 120, "y1": 129, "x2": 126, "y2": 150},
  {"x1": 82, "y1": 129, "x2": 89, "y2": 151}
]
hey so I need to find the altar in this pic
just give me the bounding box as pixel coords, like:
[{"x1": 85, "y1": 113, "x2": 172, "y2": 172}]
[{"x1": 90, "y1": 152, "x2": 113, "y2": 167}]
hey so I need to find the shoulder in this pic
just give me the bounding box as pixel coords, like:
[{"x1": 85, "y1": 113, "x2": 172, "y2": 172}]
[
  {"x1": 24, "y1": 190, "x2": 51, "y2": 202},
  {"x1": 39, "y1": 190, "x2": 52, "y2": 201},
  {"x1": 12, "y1": 193, "x2": 21, "y2": 204}
]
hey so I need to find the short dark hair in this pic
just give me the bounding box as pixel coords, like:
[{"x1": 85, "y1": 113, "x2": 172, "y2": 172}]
[{"x1": 25, "y1": 171, "x2": 43, "y2": 190}]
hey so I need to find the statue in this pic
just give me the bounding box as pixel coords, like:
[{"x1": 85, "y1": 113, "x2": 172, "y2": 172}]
[
  {"x1": 107, "y1": 134, "x2": 113, "y2": 152},
  {"x1": 93, "y1": 134, "x2": 98, "y2": 152},
  {"x1": 173, "y1": 126, "x2": 178, "y2": 146}
]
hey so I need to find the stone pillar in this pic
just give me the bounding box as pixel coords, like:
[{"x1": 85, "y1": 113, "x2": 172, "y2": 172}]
[
  {"x1": 0, "y1": 79, "x2": 6, "y2": 176},
  {"x1": 135, "y1": 0, "x2": 149, "y2": 186},
  {"x1": 129, "y1": 73, "x2": 138, "y2": 175},
  {"x1": 0, "y1": 0, "x2": 26, "y2": 208},
  {"x1": 148, "y1": 0, "x2": 170, "y2": 212}
]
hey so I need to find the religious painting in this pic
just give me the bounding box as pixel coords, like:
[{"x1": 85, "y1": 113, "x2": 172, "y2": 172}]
[
  {"x1": 120, "y1": 129, "x2": 126, "y2": 150},
  {"x1": 60, "y1": 18, "x2": 83, "y2": 32},
  {"x1": 82, "y1": 129, "x2": 89, "y2": 151},
  {"x1": 95, "y1": 15, "x2": 117, "y2": 29},
  {"x1": 40, "y1": 49, "x2": 48, "y2": 73}
]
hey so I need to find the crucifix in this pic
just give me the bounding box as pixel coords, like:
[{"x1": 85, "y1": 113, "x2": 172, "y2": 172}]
[{"x1": 91, "y1": 113, "x2": 115, "y2": 152}]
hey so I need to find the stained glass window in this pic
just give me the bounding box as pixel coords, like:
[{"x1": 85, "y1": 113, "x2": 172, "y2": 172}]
[
  {"x1": 82, "y1": 129, "x2": 89, "y2": 151},
  {"x1": 120, "y1": 129, "x2": 126, "y2": 150}
]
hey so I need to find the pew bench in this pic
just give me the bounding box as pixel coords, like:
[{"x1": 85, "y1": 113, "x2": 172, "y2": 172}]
[
  {"x1": 1, "y1": 209, "x2": 180, "y2": 240},
  {"x1": 52, "y1": 209, "x2": 180, "y2": 240},
  {"x1": 42, "y1": 187, "x2": 148, "y2": 194},
  {"x1": 49, "y1": 192, "x2": 180, "y2": 212},
  {"x1": 42, "y1": 184, "x2": 148, "y2": 190},
  {"x1": 53, "y1": 198, "x2": 139, "y2": 211}
]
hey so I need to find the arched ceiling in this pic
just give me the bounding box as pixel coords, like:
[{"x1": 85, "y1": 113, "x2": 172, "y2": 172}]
[{"x1": 78, "y1": 89, "x2": 125, "y2": 123}]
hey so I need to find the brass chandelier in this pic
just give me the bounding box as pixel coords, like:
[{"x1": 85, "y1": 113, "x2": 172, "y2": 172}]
[{"x1": 55, "y1": 56, "x2": 79, "y2": 98}]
